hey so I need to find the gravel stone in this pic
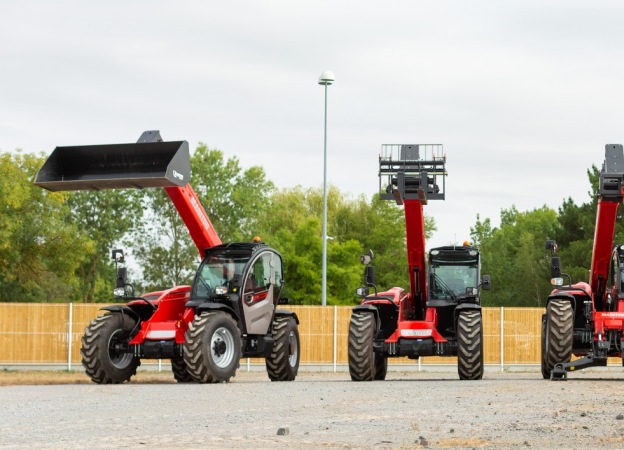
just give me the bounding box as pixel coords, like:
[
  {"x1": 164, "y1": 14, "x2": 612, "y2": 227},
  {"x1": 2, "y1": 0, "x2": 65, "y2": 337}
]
[{"x1": 2, "y1": 370, "x2": 624, "y2": 449}]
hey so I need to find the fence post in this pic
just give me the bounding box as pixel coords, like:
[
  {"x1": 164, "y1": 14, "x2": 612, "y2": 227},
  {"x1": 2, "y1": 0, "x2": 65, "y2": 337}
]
[
  {"x1": 67, "y1": 302, "x2": 73, "y2": 371},
  {"x1": 500, "y1": 306, "x2": 504, "y2": 372},
  {"x1": 333, "y1": 305, "x2": 337, "y2": 373}
]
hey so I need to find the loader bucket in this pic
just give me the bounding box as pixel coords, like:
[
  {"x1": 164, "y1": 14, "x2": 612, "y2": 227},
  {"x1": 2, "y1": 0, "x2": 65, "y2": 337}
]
[{"x1": 34, "y1": 140, "x2": 191, "y2": 191}]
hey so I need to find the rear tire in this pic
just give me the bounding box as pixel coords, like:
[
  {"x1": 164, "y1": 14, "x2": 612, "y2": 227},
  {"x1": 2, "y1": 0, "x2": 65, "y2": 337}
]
[
  {"x1": 348, "y1": 312, "x2": 376, "y2": 381},
  {"x1": 457, "y1": 310, "x2": 484, "y2": 380},
  {"x1": 266, "y1": 317, "x2": 300, "y2": 381},
  {"x1": 81, "y1": 313, "x2": 140, "y2": 384},
  {"x1": 374, "y1": 354, "x2": 388, "y2": 380},
  {"x1": 171, "y1": 355, "x2": 194, "y2": 382},
  {"x1": 540, "y1": 313, "x2": 550, "y2": 379},
  {"x1": 183, "y1": 312, "x2": 241, "y2": 383},
  {"x1": 542, "y1": 300, "x2": 573, "y2": 379}
]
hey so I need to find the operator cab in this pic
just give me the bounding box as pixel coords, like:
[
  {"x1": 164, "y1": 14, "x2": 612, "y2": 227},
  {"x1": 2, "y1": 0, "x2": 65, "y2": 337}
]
[
  {"x1": 428, "y1": 245, "x2": 490, "y2": 306},
  {"x1": 190, "y1": 242, "x2": 285, "y2": 335},
  {"x1": 609, "y1": 244, "x2": 624, "y2": 304}
]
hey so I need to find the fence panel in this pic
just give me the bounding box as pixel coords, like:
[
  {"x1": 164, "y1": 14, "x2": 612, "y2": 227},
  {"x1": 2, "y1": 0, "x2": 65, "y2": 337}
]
[
  {"x1": 0, "y1": 303, "x2": 70, "y2": 363},
  {"x1": 0, "y1": 304, "x2": 568, "y2": 368},
  {"x1": 503, "y1": 308, "x2": 542, "y2": 365}
]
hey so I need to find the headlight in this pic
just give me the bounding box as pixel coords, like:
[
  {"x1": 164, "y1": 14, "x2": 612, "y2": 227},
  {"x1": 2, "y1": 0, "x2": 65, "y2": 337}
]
[
  {"x1": 214, "y1": 285, "x2": 228, "y2": 295},
  {"x1": 113, "y1": 287, "x2": 125, "y2": 298}
]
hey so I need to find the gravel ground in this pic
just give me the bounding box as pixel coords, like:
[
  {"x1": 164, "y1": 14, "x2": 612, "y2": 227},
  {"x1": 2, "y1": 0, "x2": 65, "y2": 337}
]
[{"x1": 2, "y1": 369, "x2": 624, "y2": 449}]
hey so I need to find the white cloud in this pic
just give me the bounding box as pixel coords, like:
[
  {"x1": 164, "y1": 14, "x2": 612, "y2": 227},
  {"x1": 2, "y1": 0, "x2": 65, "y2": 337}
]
[{"x1": 1, "y1": 0, "x2": 623, "y2": 249}]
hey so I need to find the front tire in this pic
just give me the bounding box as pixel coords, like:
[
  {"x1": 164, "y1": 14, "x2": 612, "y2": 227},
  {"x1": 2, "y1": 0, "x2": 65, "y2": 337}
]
[
  {"x1": 542, "y1": 300, "x2": 573, "y2": 379},
  {"x1": 348, "y1": 312, "x2": 376, "y2": 381},
  {"x1": 81, "y1": 313, "x2": 140, "y2": 384},
  {"x1": 171, "y1": 355, "x2": 194, "y2": 382},
  {"x1": 266, "y1": 316, "x2": 300, "y2": 381},
  {"x1": 183, "y1": 312, "x2": 241, "y2": 383},
  {"x1": 457, "y1": 309, "x2": 484, "y2": 380}
]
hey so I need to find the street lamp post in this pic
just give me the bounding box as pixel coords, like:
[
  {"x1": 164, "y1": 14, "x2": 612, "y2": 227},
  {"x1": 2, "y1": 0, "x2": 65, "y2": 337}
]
[{"x1": 318, "y1": 70, "x2": 334, "y2": 307}]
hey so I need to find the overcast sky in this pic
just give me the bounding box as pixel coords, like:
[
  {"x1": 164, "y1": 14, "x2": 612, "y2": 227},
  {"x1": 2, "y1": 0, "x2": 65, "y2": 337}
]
[{"x1": 2, "y1": 1, "x2": 624, "y2": 249}]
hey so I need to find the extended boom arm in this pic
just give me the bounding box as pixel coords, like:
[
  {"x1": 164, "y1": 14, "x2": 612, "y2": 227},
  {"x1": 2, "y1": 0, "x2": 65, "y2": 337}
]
[
  {"x1": 589, "y1": 144, "x2": 624, "y2": 310},
  {"x1": 379, "y1": 144, "x2": 447, "y2": 312}
]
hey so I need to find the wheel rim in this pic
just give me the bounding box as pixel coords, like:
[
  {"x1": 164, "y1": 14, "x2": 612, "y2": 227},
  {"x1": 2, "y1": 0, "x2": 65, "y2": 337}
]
[
  {"x1": 211, "y1": 326, "x2": 236, "y2": 368},
  {"x1": 108, "y1": 329, "x2": 133, "y2": 369},
  {"x1": 288, "y1": 330, "x2": 298, "y2": 368}
]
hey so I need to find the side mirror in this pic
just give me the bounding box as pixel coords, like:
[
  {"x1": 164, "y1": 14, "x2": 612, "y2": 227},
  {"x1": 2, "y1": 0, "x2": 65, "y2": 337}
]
[
  {"x1": 545, "y1": 240, "x2": 557, "y2": 252},
  {"x1": 360, "y1": 249, "x2": 375, "y2": 266},
  {"x1": 481, "y1": 275, "x2": 492, "y2": 290},
  {"x1": 115, "y1": 267, "x2": 127, "y2": 289},
  {"x1": 364, "y1": 266, "x2": 375, "y2": 286},
  {"x1": 550, "y1": 256, "x2": 562, "y2": 278},
  {"x1": 112, "y1": 248, "x2": 125, "y2": 263},
  {"x1": 355, "y1": 287, "x2": 369, "y2": 298}
]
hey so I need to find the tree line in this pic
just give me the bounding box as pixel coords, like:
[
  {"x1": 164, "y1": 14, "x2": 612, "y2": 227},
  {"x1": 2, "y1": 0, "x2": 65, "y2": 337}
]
[
  {"x1": 0, "y1": 145, "x2": 610, "y2": 306},
  {"x1": 472, "y1": 166, "x2": 624, "y2": 307},
  {"x1": 0, "y1": 145, "x2": 430, "y2": 305}
]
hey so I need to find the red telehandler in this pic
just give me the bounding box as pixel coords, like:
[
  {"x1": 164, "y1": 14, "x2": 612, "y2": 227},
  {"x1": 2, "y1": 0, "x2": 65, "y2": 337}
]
[
  {"x1": 542, "y1": 144, "x2": 624, "y2": 379},
  {"x1": 35, "y1": 131, "x2": 300, "y2": 384},
  {"x1": 348, "y1": 144, "x2": 491, "y2": 381}
]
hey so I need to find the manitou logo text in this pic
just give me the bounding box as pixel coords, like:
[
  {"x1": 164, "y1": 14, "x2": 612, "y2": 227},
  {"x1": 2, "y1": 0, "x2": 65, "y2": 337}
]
[{"x1": 173, "y1": 170, "x2": 184, "y2": 181}]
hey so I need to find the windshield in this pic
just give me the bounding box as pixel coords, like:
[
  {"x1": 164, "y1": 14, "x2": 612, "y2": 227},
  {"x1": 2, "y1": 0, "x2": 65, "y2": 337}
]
[
  {"x1": 192, "y1": 254, "x2": 249, "y2": 298},
  {"x1": 430, "y1": 264, "x2": 479, "y2": 299}
]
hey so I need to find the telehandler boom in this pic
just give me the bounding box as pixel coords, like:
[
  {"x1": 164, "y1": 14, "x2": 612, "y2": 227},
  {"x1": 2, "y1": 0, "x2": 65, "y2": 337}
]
[{"x1": 348, "y1": 144, "x2": 491, "y2": 381}]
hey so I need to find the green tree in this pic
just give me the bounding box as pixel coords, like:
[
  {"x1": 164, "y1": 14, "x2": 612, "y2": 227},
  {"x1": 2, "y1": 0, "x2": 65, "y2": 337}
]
[
  {"x1": 191, "y1": 144, "x2": 274, "y2": 242},
  {"x1": 257, "y1": 187, "x2": 437, "y2": 305},
  {"x1": 130, "y1": 189, "x2": 197, "y2": 292},
  {"x1": 131, "y1": 145, "x2": 274, "y2": 292},
  {"x1": 68, "y1": 189, "x2": 143, "y2": 302},
  {"x1": 472, "y1": 206, "x2": 559, "y2": 306},
  {"x1": 0, "y1": 152, "x2": 92, "y2": 302}
]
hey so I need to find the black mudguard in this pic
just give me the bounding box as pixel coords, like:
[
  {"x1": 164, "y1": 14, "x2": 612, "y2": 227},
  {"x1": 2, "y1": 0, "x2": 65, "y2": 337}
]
[
  {"x1": 274, "y1": 309, "x2": 299, "y2": 325},
  {"x1": 352, "y1": 304, "x2": 381, "y2": 330}
]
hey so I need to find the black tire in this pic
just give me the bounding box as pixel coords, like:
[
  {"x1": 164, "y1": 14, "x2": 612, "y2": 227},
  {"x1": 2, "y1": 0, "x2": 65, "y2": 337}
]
[
  {"x1": 348, "y1": 312, "x2": 376, "y2": 381},
  {"x1": 457, "y1": 309, "x2": 484, "y2": 380},
  {"x1": 540, "y1": 313, "x2": 550, "y2": 379},
  {"x1": 171, "y1": 356, "x2": 194, "y2": 383},
  {"x1": 183, "y1": 312, "x2": 241, "y2": 383},
  {"x1": 266, "y1": 317, "x2": 300, "y2": 381},
  {"x1": 542, "y1": 300, "x2": 573, "y2": 379},
  {"x1": 374, "y1": 353, "x2": 388, "y2": 381},
  {"x1": 81, "y1": 313, "x2": 140, "y2": 384}
]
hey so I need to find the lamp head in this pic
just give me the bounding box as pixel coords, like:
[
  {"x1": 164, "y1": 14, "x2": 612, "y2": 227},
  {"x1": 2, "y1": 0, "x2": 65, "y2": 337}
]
[{"x1": 318, "y1": 70, "x2": 335, "y2": 85}]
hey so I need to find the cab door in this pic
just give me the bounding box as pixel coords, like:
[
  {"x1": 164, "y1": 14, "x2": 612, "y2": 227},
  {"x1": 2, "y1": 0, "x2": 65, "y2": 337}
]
[{"x1": 241, "y1": 250, "x2": 283, "y2": 334}]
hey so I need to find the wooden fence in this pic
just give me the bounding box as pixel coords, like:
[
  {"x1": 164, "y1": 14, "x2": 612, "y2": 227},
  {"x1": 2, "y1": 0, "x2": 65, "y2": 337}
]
[{"x1": 0, "y1": 303, "x2": 551, "y2": 370}]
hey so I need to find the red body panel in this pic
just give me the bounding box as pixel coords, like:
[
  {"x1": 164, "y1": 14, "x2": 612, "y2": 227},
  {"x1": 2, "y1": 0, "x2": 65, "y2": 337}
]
[{"x1": 128, "y1": 286, "x2": 191, "y2": 345}]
